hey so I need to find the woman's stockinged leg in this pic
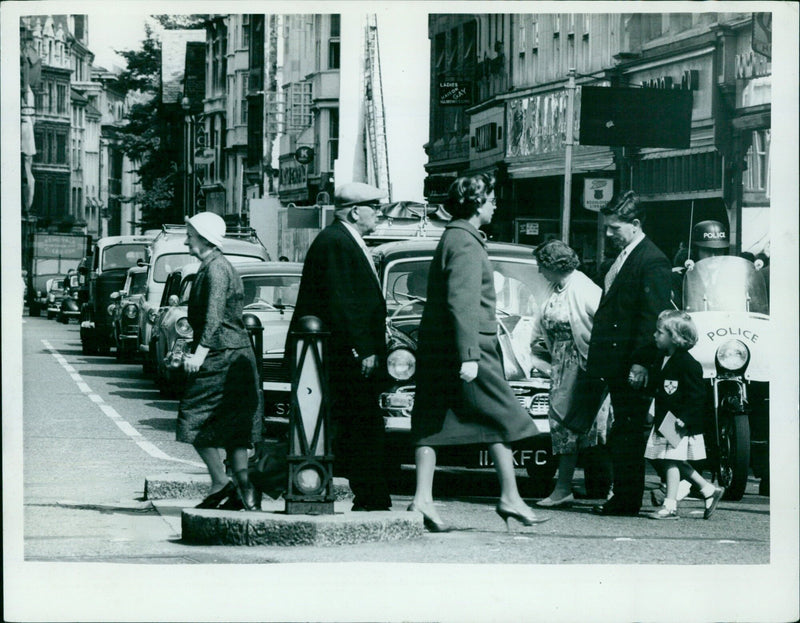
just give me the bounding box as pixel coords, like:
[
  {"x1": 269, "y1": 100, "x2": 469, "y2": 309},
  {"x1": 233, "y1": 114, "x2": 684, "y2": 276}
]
[
  {"x1": 550, "y1": 453, "x2": 579, "y2": 498},
  {"x1": 228, "y1": 447, "x2": 250, "y2": 490},
  {"x1": 195, "y1": 446, "x2": 230, "y2": 492},
  {"x1": 490, "y1": 443, "x2": 527, "y2": 508},
  {"x1": 412, "y1": 446, "x2": 438, "y2": 503}
]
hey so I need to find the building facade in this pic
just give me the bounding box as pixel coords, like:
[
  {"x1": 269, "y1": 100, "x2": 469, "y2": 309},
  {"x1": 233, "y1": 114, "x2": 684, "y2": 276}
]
[{"x1": 424, "y1": 11, "x2": 771, "y2": 270}]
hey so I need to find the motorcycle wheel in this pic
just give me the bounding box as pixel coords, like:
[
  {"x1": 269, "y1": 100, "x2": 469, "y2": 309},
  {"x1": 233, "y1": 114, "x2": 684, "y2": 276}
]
[{"x1": 717, "y1": 413, "x2": 750, "y2": 501}]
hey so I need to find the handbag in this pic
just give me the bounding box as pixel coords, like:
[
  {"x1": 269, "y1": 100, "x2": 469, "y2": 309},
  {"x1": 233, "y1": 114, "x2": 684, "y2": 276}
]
[
  {"x1": 248, "y1": 439, "x2": 289, "y2": 500},
  {"x1": 561, "y1": 368, "x2": 608, "y2": 435}
]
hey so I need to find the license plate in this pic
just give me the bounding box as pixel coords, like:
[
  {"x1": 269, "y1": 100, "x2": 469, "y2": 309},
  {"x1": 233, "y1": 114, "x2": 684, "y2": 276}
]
[{"x1": 473, "y1": 448, "x2": 551, "y2": 469}]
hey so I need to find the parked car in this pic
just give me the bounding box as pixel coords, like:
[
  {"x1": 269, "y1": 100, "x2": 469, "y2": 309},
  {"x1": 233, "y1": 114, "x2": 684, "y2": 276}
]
[
  {"x1": 137, "y1": 224, "x2": 270, "y2": 375},
  {"x1": 56, "y1": 270, "x2": 81, "y2": 324},
  {"x1": 371, "y1": 238, "x2": 559, "y2": 491},
  {"x1": 152, "y1": 261, "x2": 303, "y2": 412},
  {"x1": 45, "y1": 278, "x2": 66, "y2": 319},
  {"x1": 80, "y1": 234, "x2": 155, "y2": 355},
  {"x1": 109, "y1": 266, "x2": 148, "y2": 360}
]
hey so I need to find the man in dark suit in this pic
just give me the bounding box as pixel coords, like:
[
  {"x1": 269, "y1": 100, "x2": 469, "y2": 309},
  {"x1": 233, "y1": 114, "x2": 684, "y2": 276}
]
[
  {"x1": 587, "y1": 191, "x2": 673, "y2": 516},
  {"x1": 288, "y1": 182, "x2": 392, "y2": 511}
]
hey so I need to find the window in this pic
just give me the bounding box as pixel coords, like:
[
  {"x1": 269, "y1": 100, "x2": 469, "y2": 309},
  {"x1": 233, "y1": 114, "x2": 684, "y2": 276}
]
[
  {"x1": 57, "y1": 84, "x2": 67, "y2": 114},
  {"x1": 328, "y1": 108, "x2": 339, "y2": 164},
  {"x1": 518, "y1": 21, "x2": 526, "y2": 56},
  {"x1": 329, "y1": 14, "x2": 340, "y2": 69},
  {"x1": 447, "y1": 27, "x2": 459, "y2": 70},
  {"x1": 286, "y1": 81, "x2": 312, "y2": 132},
  {"x1": 463, "y1": 20, "x2": 476, "y2": 65},
  {"x1": 239, "y1": 77, "x2": 247, "y2": 125},
  {"x1": 744, "y1": 129, "x2": 770, "y2": 193},
  {"x1": 242, "y1": 14, "x2": 250, "y2": 48},
  {"x1": 435, "y1": 32, "x2": 446, "y2": 74}
]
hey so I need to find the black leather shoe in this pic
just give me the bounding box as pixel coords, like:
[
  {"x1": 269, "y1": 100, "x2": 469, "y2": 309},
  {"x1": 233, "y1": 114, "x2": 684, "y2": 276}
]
[
  {"x1": 218, "y1": 490, "x2": 244, "y2": 511},
  {"x1": 239, "y1": 484, "x2": 262, "y2": 511},
  {"x1": 195, "y1": 481, "x2": 236, "y2": 509},
  {"x1": 592, "y1": 502, "x2": 639, "y2": 517}
]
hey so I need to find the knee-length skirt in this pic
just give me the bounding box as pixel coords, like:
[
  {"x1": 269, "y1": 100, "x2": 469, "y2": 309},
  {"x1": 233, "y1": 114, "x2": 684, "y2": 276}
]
[
  {"x1": 644, "y1": 427, "x2": 706, "y2": 461},
  {"x1": 412, "y1": 332, "x2": 538, "y2": 446},
  {"x1": 176, "y1": 346, "x2": 263, "y2": 448}
]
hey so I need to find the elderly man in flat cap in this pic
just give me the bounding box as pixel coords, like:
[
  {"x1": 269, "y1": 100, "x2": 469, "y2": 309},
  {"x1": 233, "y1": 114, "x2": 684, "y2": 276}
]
[{"x1": 287, "y1": 182, "x2": 392, "y2": 511}]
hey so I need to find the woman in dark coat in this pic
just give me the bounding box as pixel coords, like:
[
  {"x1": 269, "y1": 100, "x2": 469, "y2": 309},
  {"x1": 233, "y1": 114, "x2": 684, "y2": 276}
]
[
  {"x1": 409, "y1": 174, "x2": 548, "y2": 531},
  {"x1": 176, "y1": 212, "x2": 263, "y2": 511}
]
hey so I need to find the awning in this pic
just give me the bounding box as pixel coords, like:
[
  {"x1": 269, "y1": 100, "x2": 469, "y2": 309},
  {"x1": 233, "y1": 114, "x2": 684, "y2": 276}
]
[
  {"x1": 639, "y1": 145, "x2": 717, "y2": 160},
  {"x1": 507, "y1": 147, "x2": 615, "y2": 179}
]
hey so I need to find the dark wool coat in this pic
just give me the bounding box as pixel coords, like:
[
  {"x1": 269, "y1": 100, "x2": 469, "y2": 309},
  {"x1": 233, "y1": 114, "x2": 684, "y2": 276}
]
[
  {"x1": 650, "y1": 349, "x2": 707, "y2": 436},
  {"x1": 586, "y1": 236, "x2": 673, "y2": 381},
  {"x1": 286, "y1": 219, "x2": 390, "y2": 507},
  {"x1": 412, "y1": 220, "x2": 538, "y2": 446}
]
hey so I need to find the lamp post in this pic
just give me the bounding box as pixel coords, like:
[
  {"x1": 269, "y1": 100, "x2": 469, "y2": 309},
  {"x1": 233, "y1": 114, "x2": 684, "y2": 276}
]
[
  {"x1": 285, "y1": 315, "x2": 335, "y2": 515},
  {"x1": 561, "y1": 68, "x2": 577, "y2": 243}
]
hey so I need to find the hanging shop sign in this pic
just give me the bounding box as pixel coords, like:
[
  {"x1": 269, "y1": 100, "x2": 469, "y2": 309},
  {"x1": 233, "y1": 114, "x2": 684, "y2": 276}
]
[
  {"x1": 583, "y1": 178, "x2": 614, "y2": 211},
  {"x1": 751, "y1": 12, "x2": 772, "y2": 59},
  {"x1": 439, "y1": 81, "x2": 472, "y2": 106},
  {"x1": 295, "y1": 146, "x2": 315, "y2": 164},
  {"x1": 506, "y1": 87, "x2": 585, "y2": 158}
]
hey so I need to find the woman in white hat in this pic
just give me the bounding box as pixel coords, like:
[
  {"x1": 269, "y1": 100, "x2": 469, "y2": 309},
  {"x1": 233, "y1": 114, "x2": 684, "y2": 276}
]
[{"x1": 176, "y1": 212, "x2": 263, "y2": 511}]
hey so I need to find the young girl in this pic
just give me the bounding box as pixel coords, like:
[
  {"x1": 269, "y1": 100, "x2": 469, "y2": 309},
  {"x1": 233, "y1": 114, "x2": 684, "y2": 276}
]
[{"x1": 644, "y1": 310, "x2": 725, "y2": 520}]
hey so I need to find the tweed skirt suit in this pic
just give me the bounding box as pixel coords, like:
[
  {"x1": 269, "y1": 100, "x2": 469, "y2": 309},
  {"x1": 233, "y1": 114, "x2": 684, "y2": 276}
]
[{"x1": 412, "y1": 220, "x2": 538, "y2": 446}]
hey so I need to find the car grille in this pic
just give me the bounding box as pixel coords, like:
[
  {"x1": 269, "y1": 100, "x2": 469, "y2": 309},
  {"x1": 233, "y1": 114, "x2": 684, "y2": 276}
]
[
  {"x1": 517, "y1": 392, "x2": 549, "y2": 417},
  {"x1": 262, "y1": 358, "x2": 289, "y2": 383}
]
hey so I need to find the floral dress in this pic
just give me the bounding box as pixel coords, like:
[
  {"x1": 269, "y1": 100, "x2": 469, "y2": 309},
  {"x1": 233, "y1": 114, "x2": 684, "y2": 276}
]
[{"x1": 541, "y1": 287, "x2": 610, "y2": 455}]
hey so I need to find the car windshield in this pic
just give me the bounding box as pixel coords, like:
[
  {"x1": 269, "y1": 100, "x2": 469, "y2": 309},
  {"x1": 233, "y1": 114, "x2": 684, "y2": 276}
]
[
  {"x1": 102, "y1": 244, "x2": 148, "y2": 270},
  {"x1": 384, "y1": 257, "x2": 550, "y2": 319},
  {"x1": 129, "y1": 272, "x2": 147, "y2": 295},
  {"x1": 153, "y1": 253, "x2": 264, "y2": 283},
  {"x1": 242, "y1": 274, "x2": 301, "y2": 309}
]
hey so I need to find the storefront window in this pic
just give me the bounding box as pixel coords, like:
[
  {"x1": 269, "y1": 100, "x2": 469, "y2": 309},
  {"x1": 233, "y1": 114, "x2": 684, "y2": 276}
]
[{"x1": 744, "y1": 129, "x2": 770, "y2": 195}]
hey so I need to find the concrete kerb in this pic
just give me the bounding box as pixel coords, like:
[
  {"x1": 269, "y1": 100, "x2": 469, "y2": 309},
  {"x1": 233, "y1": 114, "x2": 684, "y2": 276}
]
[
  {"x1": 181, "y1": 505, "x2": 425, "y2": 546},
  {"x1": 144, "y1": 472, "x2": 355, "y2": 501}
]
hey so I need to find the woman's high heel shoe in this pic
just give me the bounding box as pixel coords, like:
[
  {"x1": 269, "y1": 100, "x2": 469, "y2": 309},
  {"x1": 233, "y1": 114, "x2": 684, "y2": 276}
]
[
  {"x1": 238, "y1": 482, "x2": 262, "y2": 511},
  {"x1": 495, "y1": 503, "x2": 549, "y2": 531},
  {"x1": 195, "y1": 481, "x2": 236, "y2": 509},
  {"x1": 407, "y1": 503, "x2": 452, "y2": 533}
]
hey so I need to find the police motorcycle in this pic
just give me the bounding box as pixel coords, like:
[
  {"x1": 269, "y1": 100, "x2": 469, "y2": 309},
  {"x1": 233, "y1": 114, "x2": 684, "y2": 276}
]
[{"x1": 680, "y1": 253, "x2": 769, "y2": 501}]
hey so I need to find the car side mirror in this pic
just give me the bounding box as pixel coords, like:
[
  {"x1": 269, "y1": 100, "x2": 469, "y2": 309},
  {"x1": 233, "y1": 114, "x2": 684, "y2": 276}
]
[
  {"x1": 136, "y1": 258, "x2": 149, "y2": 268},
  {"x1": 110, "y1": 291, "x2": 120, "y2": 301},
  {"x1": 168, "y1": 294, "x2": 180, "y2": 306}
]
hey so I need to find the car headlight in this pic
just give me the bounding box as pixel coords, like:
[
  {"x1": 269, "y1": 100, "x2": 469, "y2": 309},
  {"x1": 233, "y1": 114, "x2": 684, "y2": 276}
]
[
  {"x1": 107, "y1": 304, "x2": 116, "y2": 316},
  {"x1": 715, "y1": 339, "x2": 750, "y2": 374},
  {"x1": 387, "y1": 348, "x2": 416, "y2": 381},
  {"x1": 124, "y1": 304, "x2": 138, "y2": 319},
  {"x1": 175, "y1": 317, "x2": 192, "y2": 337}
]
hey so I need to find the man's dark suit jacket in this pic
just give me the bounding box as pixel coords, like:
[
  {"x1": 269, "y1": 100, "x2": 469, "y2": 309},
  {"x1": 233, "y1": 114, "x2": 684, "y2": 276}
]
[
  {"x1": 288, "y1": 219, "x2": 386, "y2": 370},
  {"x1": 587, "y1": 236, "x2": 672, "y2": 381}
]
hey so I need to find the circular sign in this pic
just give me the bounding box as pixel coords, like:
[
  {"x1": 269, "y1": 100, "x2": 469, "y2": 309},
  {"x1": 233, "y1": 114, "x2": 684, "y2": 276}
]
[{"x1": 294, "y1": 146, "x2": 314, "y2": 165}]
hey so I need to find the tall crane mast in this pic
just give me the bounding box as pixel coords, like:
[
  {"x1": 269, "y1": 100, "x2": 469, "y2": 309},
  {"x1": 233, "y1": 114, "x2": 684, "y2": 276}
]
[{"x1": 363, "y1": 14, "x2": 391, "y2": 200}]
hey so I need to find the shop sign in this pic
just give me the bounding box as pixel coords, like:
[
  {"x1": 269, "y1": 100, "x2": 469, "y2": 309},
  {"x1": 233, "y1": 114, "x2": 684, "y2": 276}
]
[
  {"x1": 439, "y1": 81, "x2": 472, "y2": 106},
  {"x1": 279, "y1": 160, "x2": 307, "y2": 193},
  {"x1": 640, "y1": 70, "x2": 699, "y2": 91},
  {"x1": 735, "y1": 50, "x2": 771, "y2": 80},
  {"x1": 583, "y1": 178, "x2": 614, "y2": 211},
  {"x1": 506, "y1": 89, "x2": 576, "y2": 158},
  {"x1": 295, "y1": 146, "x2": 314, "y2": 164},
  {"x1": 519, "y1": 221, "x2": 539, "y2": 236},
  {"x1": 751, "y1": 12, "x2": 771, "y2": 59}
]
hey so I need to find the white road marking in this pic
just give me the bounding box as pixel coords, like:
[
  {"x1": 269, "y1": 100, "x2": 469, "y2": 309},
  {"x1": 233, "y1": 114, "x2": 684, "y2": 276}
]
[
  {"x1": 718, "y1": 539, "x2": 738, "y2": 544},
  {"x1": 41, "y1": 339, "x2": 204, "y2": 468},
  {"x1": 614, "y1": 537, "x2": 635, "y2": 541}
]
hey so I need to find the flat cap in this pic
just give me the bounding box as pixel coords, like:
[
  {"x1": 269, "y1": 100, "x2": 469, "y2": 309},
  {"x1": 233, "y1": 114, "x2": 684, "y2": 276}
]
[{"x1": 334, "y1": 182, "x2": 387, "y2": 208}]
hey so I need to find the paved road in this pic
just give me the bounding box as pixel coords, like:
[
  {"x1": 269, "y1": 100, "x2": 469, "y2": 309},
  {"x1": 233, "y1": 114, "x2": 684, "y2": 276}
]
[{"x1": 15, "y1": 314, "x2": 771, "y2": 567}]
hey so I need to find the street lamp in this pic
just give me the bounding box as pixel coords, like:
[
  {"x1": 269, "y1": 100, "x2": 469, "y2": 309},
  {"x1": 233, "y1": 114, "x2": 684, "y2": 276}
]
[{"x1": 285, "y1": 315, "x2": 335, "y2": 515}]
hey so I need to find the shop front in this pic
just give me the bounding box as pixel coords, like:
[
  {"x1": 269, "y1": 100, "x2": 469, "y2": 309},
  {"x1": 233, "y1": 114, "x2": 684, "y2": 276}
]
[{"x1": 504, "y1": 86, "x2": 615, "y2": 272}]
